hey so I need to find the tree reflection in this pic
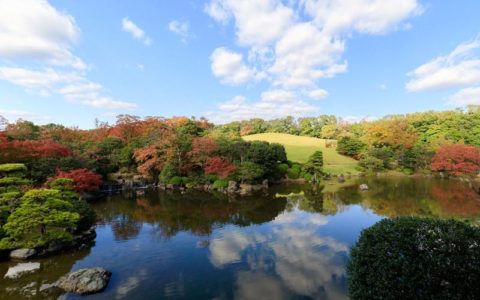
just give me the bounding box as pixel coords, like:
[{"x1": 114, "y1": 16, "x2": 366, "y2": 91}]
[{"x1": 92, "y1": 190, "x2": 287, "y2": 240}]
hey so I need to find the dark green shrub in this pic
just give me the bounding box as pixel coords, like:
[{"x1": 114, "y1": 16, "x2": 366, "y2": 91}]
[
  {"x1": 358, "y1": 155, "x2": 384, "y2": 171},
  {"x1": 348, "y1": 217, "x2": 480, "y2": 300},
  {"x1": 302, "y1": 172, "x2": 313, "y2": 181},
  {"x1": 212, "y1": 179, "x2": 228, "y2": 189},
  {"x1": 169, "y1": 176, "x2": 183, "y2": 185},
  {"x1": 337, "y1": 136, "x2": 365, "y2": 158},
  {"x1": 287, "y1": 164, "x2": 301, "y2": 179}
]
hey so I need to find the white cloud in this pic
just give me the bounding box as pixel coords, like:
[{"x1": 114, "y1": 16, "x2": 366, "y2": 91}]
[
  {"x1": 379, "y1": 83, "x2": 387, "y2": 90},
  {"x1": 208, "y1": 207, "x2": 349, "y2": 299},
  {"x1": 0, "y1": 67, "x2": 81, "y2": 90},
  {"x1": 81, "y1": 97, "x2": 137, "y2": 110},
  {"x1": 168, "y1": 20, "x2": 193, "y2": 43},
  {"x1": 261, "y1": 89, "x2": 296, "y2": 103},
  {"x1": 205, "y1": 0, "x2": 294, "y2": 46},
  {"x1": 270, "y1": 22, "x2": 347, "y2": 88},
  {"x1": 0, "y1": 109, "x2": 52, "y2": 123},
  {"x1": 210, "y1": 47, "x2": 260, "y2": 85},
  {"x1": 302, "y1": 0, "x2": 422, "y2": 36},
  {"x1": 122, "y1": 17, "x2": 152, "y2": 45},
  {"x1": 205, "y1": 0, "x2": 421, "y2": 119},
  {"x1": 307, "y1": 88, "x2": 329, "y2": 100},
  {"x1": 0, "y1": 1, "x2": 138, "y2": 112},
  {"x1": 208, "y1": 93, "x2": 316, "y2": 123},
  {"x1": 406, "y1": 37, "x2": 480, "y2": 92},
  {"x1": 0, "y1": 67, "x2": 137, "y2": 110},
  {"x1": 447, "y1": 86, "x2": 480, "y2": 106},
  {"x1": 0, "y1": 0, "x2": 85, "y2": 69}
]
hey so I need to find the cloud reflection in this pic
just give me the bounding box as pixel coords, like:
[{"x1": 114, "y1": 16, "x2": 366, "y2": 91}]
[{"x1": 209, "y1": 207, "x2": 349, "y2": 299}]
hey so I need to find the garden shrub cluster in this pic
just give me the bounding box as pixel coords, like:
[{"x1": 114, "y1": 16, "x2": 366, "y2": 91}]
[
  {"x1": 0, "y1": 164, "x2": 96, "y2": 250},
  {"x1": 348, "y1": 217, "x2": 480, "y2": 300}
]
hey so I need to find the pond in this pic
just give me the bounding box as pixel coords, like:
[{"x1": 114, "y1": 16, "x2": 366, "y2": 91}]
[{"x1": 1, "y1": 176, "x2": 480, "y2": 299}]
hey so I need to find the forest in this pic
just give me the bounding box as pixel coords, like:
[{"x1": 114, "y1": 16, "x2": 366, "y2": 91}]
[{"x1": 1, "y1": 106, "x2": 480, "y2": 191}]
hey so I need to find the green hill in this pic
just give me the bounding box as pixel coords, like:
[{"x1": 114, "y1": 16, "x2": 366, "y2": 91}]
[{"x1": 243, "y1": 133, "x2": 359, "y2": 174}]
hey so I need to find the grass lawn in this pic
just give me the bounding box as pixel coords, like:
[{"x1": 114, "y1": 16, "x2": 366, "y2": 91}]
[{"x1": 243, "y1": 133, "x2": 359, "y2": 174}]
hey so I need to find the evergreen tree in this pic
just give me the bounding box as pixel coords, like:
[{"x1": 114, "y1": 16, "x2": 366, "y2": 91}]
[{"x1": 305, "y1": 151, "x2": 324, "y2": 182}]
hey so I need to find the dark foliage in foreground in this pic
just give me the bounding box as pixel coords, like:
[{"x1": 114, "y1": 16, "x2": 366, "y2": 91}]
[{"x1": 347, "y1": 217, "x2": 480, "y2": 300}]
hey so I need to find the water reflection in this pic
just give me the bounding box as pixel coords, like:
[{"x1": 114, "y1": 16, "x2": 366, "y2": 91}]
[{"x1": 1, "y1": 177, "x2": 479, "y2": 299}]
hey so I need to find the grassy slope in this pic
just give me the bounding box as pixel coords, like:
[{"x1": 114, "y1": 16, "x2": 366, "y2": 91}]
[{"x1": 243, "y1": 133, "x2": 359, "y2": 174}]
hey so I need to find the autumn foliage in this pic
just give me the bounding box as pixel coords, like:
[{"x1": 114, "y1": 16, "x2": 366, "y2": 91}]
[
  {"x1": 0, "y1": 139, "x2": 72, "y2": 163},
  {"x1": 52, "y1": 169, "x2": 101, "y2": 193},
  {"x1": 205, "y1": 156, "x2": 237, "y2": 179},
  {"x1": 431, "y1": 144, "x2": 480, "y2": 175}
]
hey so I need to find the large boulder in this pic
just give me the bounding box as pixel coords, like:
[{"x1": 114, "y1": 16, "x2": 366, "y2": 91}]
[
  {"x1": 10, "y1": 248, "x2": 36, "y2": 260},
  {"x1": 4, "y1": 262, "x2": 40, "y2": 279},
  {"x1": 57, "y1": 267, "x2": 111, "y2": 295}
]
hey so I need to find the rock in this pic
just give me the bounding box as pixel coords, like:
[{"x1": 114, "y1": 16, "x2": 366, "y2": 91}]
[
  {"x1": 337, "y1": 174, "x2": 345, "y2": 183},
  {"x1": 10, "y1": 248, "x2": 36, "y2": 260},
  {"x1": 227, "y1": 181, "x2": 238, "y2": 193},
  {"x1": 359, "y1": 184, "x2": 369, "y2": 191},
  {"x1": 5, "y1": 262, "x2": 41, "y2": 279},
  {"x1": 57, "y1": 267, "x2": 111, "y2": 295},
  {"x1": 262, "y1": 179, "x2": 269, "y2": 188},
  {"x1": 239, "y1": 184, "x2": 253, "y2": 195}
]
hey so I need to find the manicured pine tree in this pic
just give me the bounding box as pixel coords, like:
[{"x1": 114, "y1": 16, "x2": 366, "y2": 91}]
[{"x1": 305, "y1": 151, "x2": 324, "y2": 182}]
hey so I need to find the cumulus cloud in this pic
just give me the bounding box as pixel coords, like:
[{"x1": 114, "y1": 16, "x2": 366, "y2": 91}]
[
  {"x1": 208, "y1": 93, "x2": 316, "y2": 123},
  {"x1": 0, "y1": 67, "x2": 137, "y2": 110},
  {"x1": 308, "y1": 89, "x2": 329, "y2": 100},
  {"x1": 205, "y1": 0, "x2": 422, "y2": 120},
  {"x1": 447, "y1": 86, "x2": 480, "y2": 106},
  {"x1": 122, "y1": 17, "x2": 152, "y2": 45},
  {"x1": 0, "y1": 109, "x2": 52, "y2": 123},
  {"x1": 0, "y1": 0, "x2": 137, "y2": 111},
  {"x1": 406, "y1": 36, "x2": 480, "y2": 92},
  {"x1": 168, "y1": 20, "x2": 193, "y2": 43},
  {"x1": 210, "y1": 48, "x2": 261, "y2": 85},
  {"x1": 302, "y1": 0, "x2": 422, "y2": 36},
  {"x1": 0, "y1": 0, "x2": 85, "y2": 69},
  {"x1": 208, "y1": 206, "x2": 349, "y2": 299}
]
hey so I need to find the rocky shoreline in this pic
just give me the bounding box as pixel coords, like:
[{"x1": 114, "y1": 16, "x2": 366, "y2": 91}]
[{"x1": 1, "y1": 227, "x2": 96, "y2": 262}]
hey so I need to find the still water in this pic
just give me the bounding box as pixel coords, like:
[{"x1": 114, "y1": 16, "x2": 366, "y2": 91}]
[{"x1": 1, "y1": 176, "x2": 480, "y2": 299}]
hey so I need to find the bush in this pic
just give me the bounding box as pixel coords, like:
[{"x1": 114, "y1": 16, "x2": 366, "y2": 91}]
[
  {"x1": 358, "y1": 155, "x2": 384, "y2": 171},
  {"x1": 401, "y1": 167, "x2": 414, "y2": 175},
  {"x1": 0, "y1": 163, "x2": 27, "y2": 173},
  {"x1": 302, "y1": 172, "x2": 313, "y2": 181},
  {"x1": 212, "y1": 179, "x2": 229, "y2": 189},
  {"x1": 287, "y1": 164, "x2": 301, "y2": 179},
  {"x1": 169, "y1": 176, "x2": 183, "y2": 185},
  {"x1": 337, "y1": 136, "x2": 365, "y2": 158},
  {"x1": 348, "y1": 217, "x2": 480, "y2": 300}
]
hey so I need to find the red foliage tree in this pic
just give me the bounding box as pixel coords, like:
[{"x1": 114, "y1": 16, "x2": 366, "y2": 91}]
[
  {"x1": 0, "y1": 139, "x2": 72, "y2": 163},
  {"x1": 188, "y1": 137, "x2": 218, "y2": 167},
  {"x1": 204, "y1": 156, "x2": 237, "y2": 179},
  {"x1": 53, "y1": 169, "x2": 101, "y2": 193},
  {"x1": 431, "y1": 144, "x2": 480, "y2": 176}
]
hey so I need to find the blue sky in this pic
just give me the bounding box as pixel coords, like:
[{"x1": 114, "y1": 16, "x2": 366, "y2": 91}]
[{"x1": 0, "y1": 0, "x2": 479, "y2": 128}]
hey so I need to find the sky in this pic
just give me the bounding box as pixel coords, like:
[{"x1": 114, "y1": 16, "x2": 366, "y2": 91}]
[{"x1": 0, "y1": 0, "x2": 479, "y2": 128}]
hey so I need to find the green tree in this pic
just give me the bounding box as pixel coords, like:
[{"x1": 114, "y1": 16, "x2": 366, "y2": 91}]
[
  {"x1": 337, "y1": 136, "x2": 365, "y2": 158},
  {"x1": 0, "y1": 189, "x2": 80, "y2": 249},
  {"x1": 237, "y1": 162, "x2": 264, "y2": 183},
  {"x1": 305, "y1": 151, "x2": 324, "y2": 181}
]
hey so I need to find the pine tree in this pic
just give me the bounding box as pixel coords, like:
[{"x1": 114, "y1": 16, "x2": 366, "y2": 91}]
[{"x1": 305, "y1": 151, "x2": 324, "y2": 182}]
